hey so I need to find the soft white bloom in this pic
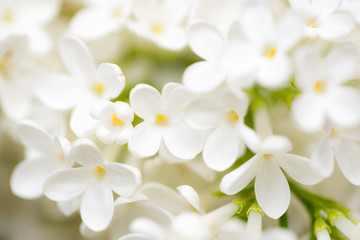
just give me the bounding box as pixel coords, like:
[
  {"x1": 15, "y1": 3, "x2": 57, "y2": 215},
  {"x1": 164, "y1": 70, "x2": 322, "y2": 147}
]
[
  {"x1": 311, "y1": 122, "x2": 360, "y2": 185},
  {"x1": 10, "y1": 120, "x2": 70, "y2": 199},
  {"x1": 341, "y1": 0, "x2": 360, "y2": 24},
  {"x1": 316, "y1": 229, "x2": 331, "y2": 240},
  {"x1": 69, "y1": 0, "x2": 132, "y2": 41},
  {"x1": 43, "y1": 139, "x2": 141, "y2": 231},
  {"x1": 36, "y1": 36, "x2": 125, "y2": 137},
  {"x1": 91, "y1": 100, "x2": 134, "y2": 144},
  {"x1": 221, "y1": 108, "x2": 322, "y2": 219},
  {"x1": 128, "y1": 0, "x2": 191, "y2": 51},
  {"x1": 219, "y1": 215, "x2": 298, "y2": 240},
  {"x1": 0, "y1": 0, "x2": 60, "y2": 53},
  {"x1": 183, "y1": 89, "x2": 248, "y2": 171},
  {"x1": 128, "y1": 83, "x2": 203, "y2": 159},
  {"x1": 333, "y1": 214, "x2": 360, "y2": 240},
  {"x1": 288, "y1": 0, "x2": 355, "y2": 40},
  {"x1": 292, "y1": 46, "x2": 360, "y2": 132}
]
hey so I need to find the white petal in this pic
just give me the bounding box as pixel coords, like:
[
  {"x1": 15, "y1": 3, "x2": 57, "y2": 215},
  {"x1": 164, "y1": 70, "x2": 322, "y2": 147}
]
[
  {"x1": 327, "y1": 87, "x2": 360, "y2": 128},
  {"x1": 177, "y1": 185, "x2": 202, "y2": 212},
  {"x1": 262, "y1": 228, "x2": 298, "y2": 240},
  {"x1": 316, "y1": 229, "x2": 331, "y2": 240},
  {"x1": 276, "y1": 11, "x2": 304, "y2": 52},
  {"x1": 259, "y1": 136, "x2": 292, "y2": 154},
  {"x1": 96, "y1": 63, "x2": 125, "y2": 99},
  {"x1": 311, "y1": 137, "x2": 334, "y2": 178},
  {"x1": 96, "y1": 125, "x2": 116, "y2": 144},
  {"x1": 257, "y1": 56, "x2": 291, "y2": 88},
  {"x1": 17, "y1": 120, "x2": 55, "y2": 154},
  {"x1": 333, "y1": 139, "x2": 360, "y2": 185},
  {"x1": 163, "y1": 122, "x2": 203, "y2": 160},
  {"x1": 220, "y1": 155, "x2": 259, "y2": 195},
  {"x1": 1, "y1": 84, "x2": 32, "y2": 120},
  {"x1": 80, "y1": 183, "x2": 114, "y2": 231},
  {"x1": 128, "y1": 122, "x2": 162, "y2": 158},
  {"x1": 130, "y1": 84, "x2": 162, "y2": 121},
  {"x1": 70, "y1": 139, "x2": 104, "y2": 167},
  {"x1": 70, "y1": 102, "x2": 98, "y2": 137},
  {"x1": 311, "y1": 0, "x2": 342, "y2": 15},
  {"x1": 292, "y1": 94, "x2": 326, "y2": 132},
  {"x1": 318, "y1": 13, "x2": 355, "y2": 40},
  {"x1": 203, "y1": 125, "x2": 243, "y2": 171},
  {"x1": 221, "y1": 89, "x2": 249, "y2": 119},
  {"x1": 57, "y1": 197, "x2": 81, "y2": 217},
  {"x1": 43, "y1": 168, "x2": 91, "y2": 201},
  {"x1": 182, "y1": 61, "x2": 226, "y2": 93},
  {"x1": 183, "y1": 98, "x2": 223, "y2": 130},
  {"x1": 130, "y1": 218, "x2": 167, "y2": 240},
  {"x1": 35, "y1": 74, "x2": 83, "y2": 110},
  {"x1": 10, "y1": 158, "x2": 61, "y2": 199},
  {"x1": 58, "y1": 36, "x2": 96, "y2": 79},
  {"x1": 239, "y1": 125, "x2": 261, "y2": 153},
  {"x1": 106, "y1": 162, "x2": 141, "y2": 197},
  {"x1": 255, "y1": 160, "x2": 290, "y2": 219},
  {"x1": 277, "y1": 153, "x2": 323, "y2": 185},
  {"x1": 188, "y1": 20, "x2": 226, "y2": 61}
]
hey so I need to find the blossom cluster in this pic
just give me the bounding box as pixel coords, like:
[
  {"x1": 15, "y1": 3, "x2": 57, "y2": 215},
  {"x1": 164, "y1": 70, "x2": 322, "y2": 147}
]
[{"x1": 2, "y1": 0, "x2": 360, "y2": 239}]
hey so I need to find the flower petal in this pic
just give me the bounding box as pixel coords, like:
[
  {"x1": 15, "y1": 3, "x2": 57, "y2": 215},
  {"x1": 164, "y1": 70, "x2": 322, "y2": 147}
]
[
  {"x1": 128, "y1": 122, "x2": 162, "y2": 158},
  {"x1": 311, "y1": 136, "x2": 334, "y2": 178},
  {"x1": 220, "y1": 155, "x2": 259, "y2": 195},
  {"x1": 163, "y1": 121, "x2": 203, "y2": 160},
  {"x1": 59, "y1": 36, "x2": 96, "y2": 79},
  {"x1": 277, "y1": 153, "x2": 323, "y2": 185},
  {"x1": 43, "y1": 167, "x2": 91, "y2": 201},
  {"x1": 130, "y1": 84, "x2": 162, "y2": 121},
  {"x1": 80, "y1": 182, "x2": 114, "y2": 231},
  {"x1": 259, "y1": 136, "x2": 292, "y2": 154},
  {"x1": 70, "y1": 102, "x2": 98, "y2": 137},
  {"x1": 96, "y1": 63, "x2": 125, "y2": 99},
  {"x1": 333, "y1": 139, "x2": 360, "y2": 185},
  {"x1": 70, "y1": 139, "x2": 104, "y2": 167},
  {"x1": 203, "y1": 125, "x2": 243, "y2": 171},
  {"x1": 318, "y1": 13, "x2": 355, "y2": 40},
  {"x1": 106, "y1": 162, "x2": 141, "y2": 197},
  {"x1": 177, "y1": 185, "x2": 202, "y2": 212},
  {"x1": 182, "y1": 61, "x2": 226, "y2": 93},
  {"x1": 255, "y1": 160, "x2": 290, "y2": 219},
  {"x1": 188, "y1": 20, "x2": 226, "y2": 61}
]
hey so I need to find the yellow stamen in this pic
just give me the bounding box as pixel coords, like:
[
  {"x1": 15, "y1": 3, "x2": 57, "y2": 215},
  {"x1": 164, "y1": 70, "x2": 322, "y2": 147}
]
[
  {"x1": 151, "y1": 24, "x2": 163, "y2": 34},
  {"x1": 94, "y1": 165, "x2": 107, "y2": 180},
  {"x1": 309, "y1": 24, "x2": 317, "y2": 28},
  {"x1": 92, "y1": 82, "x2": 105, "y2": 95},
  {"x1": 155, "y1": 114, "x2": 168, "y2": 125},
  {"x1": 227, "y1": 110, "x2": 239, "y2": 123},
  {"x1": 0, "y1": 52, "x2": 11, "y2": 71},
  {"x1": 112, "y1": 112, "x2": 125, "y2": 126},
  {"x1": 314, "y1": 81, "x2": 325, "y2": 94},
  {"x1": 113, "y1": 9, "x2": 122, "y2": 18},
  {"x1": 262, "y1": 154, "x2": 273, "y2": 161},
  {"x1": 262, "y1": 46, "x2": 276, "y2": 59},
  {"x1": 58, "y1": 153, "x2": 66, "y2": 164},
  {"x1": 2, "y1": 11, "x2": 13, "y2": 24}
]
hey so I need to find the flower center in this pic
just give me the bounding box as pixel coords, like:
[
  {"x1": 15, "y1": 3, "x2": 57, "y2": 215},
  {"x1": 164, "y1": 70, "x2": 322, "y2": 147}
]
[
  {"x1": 263, "y1": 46, "x2": 276, "y2": 59},
  {"x1": 151, "y1": 24, "x2": 163, "y2": 34},
  {"x1": 155, "y1": 114, "x2": 168, "y2": 126},
  {"x1": 227, "y1": 110, "x2": 239, "y2": 123},
  {"x1": 0, "y1": 51, "x2": 11, "y2": 79},
  {"x1": 309, "y1": 24, "x2": 317, "y2": 28},
  {"x1": 94, "y1": 165, "x2": 107, "y2": 180},
  {"x1": 113, "y1": 9, "x2": 122, "y2": 18},
  {"x1": 314, "y1": 80, "x2": 325, "y2": 94},
  {"x1": 2, "y1": 10, "x2": 13, "y2": 24},
  {"x1": 262, "y1": 154, "x2": 273, "y2": 161},
  {"x1": 92, "y1": 82, "x2": 105, "y2": 95},
  {"x1": 112, "y1": 112, "x2": 125, "y2": 126}
]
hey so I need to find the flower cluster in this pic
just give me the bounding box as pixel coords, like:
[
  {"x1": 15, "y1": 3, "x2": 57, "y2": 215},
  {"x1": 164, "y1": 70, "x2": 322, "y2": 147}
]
[{"x1": 3, "y1": 0, "x2": 360, "y2": 239}]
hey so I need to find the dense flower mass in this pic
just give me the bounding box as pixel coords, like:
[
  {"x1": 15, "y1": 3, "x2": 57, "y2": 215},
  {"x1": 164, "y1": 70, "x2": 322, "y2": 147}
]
[{"x1": 2, "y1": 0, "x2": 360, "y2": 239}]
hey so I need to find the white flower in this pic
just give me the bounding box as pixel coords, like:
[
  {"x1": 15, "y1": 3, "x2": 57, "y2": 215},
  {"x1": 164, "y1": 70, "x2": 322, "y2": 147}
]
[
  {"x1": 183, "y1": 89, "x2": 248, "y2": 171},
  {"x1": 128, "y1": 0, "x2": 191, "y2": 51},
  {"x1": 69, "y1": 0, "x2": 132, "y2": 41},
  {"x1": 36, "y1": 36, "x2": 125, "y2": 137},
  {"x1": 0, "y1": 0, "x2": 60, "y2": 53},
  {"x1": 316, "y1": 229, "x2": 331, "y2": 240},
  {"x1": 221, "y1": 108, "x2": 322, "y2": 219},
  {"x1": 91, "y1": 100, "x2": 134, "y2": 144},
  {"x1": 332, "y1": 214, "x2": 360, "y2": 240},
  {"x1": 128, "y1": 83, "x2": 203, "y2": 159},
  {"x1": 292, "y1": 46, "x2": 360, "y2": 132},
  {"x1": 311, "y1": 122, "x2": 360, "y2": 185},
  {"x1": 10, "y1": 120, "x2": 70, "y2": 199},
  {"x1": 288, "y1": 0, "x2": 355, "y2": 40},
  {"x1": 43, "y1": 139, "x2": 141, "y2": 231}
]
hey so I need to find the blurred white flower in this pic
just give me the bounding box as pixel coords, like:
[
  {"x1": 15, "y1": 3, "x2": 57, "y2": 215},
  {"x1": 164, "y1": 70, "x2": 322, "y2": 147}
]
[
  {"x1": 43, "y1": 139, "x2": 141, "y2": 231},
  {"x1": 292, "y1": 46, "x2": 360, "y2": 132},
  {"x1": 10, "y1": 120, "x2": 71, "y2": 199},
  {"x1": 36, "y1": 36, "x2": 125, "y2": 137},
  {"x1": 69, "y1": 0, "x2": 132, "y2": 41}
]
